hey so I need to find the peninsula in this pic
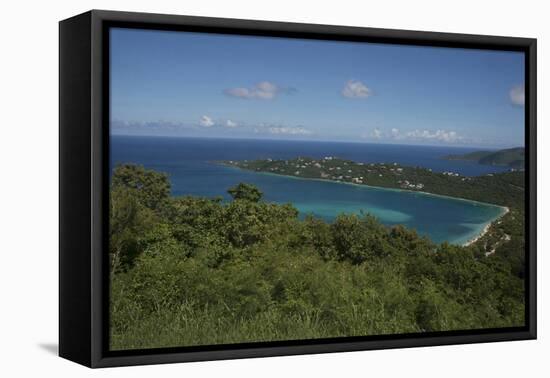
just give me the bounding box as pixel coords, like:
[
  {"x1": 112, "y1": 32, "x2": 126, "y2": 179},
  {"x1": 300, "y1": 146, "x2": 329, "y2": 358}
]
[
  {"x1": 443, "y1": 147, "x2": 525, "y2": 169},
  {"x1": 221, "y1": 156, "x2": 523, "y2": 209},
  {"x1": 221, "y1": 156, "x2": 524, "y2": 254}
]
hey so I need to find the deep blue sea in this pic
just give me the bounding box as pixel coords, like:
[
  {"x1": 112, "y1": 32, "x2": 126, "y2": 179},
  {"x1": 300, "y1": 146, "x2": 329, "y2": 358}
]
[{"x1": 111, "y1": 135, "x2": 508, "y2": 245}]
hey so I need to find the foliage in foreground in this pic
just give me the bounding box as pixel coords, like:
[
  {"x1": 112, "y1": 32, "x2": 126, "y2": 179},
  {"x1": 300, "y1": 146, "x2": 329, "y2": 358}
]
[{"x1": 109, "y1": 164, "x2": 525, "y2": 351}]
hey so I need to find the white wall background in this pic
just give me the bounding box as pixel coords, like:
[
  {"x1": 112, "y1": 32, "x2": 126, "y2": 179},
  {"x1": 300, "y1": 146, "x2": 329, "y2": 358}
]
[{"x1": 0, "y1": 0, "x2": 547, "y2": 375}]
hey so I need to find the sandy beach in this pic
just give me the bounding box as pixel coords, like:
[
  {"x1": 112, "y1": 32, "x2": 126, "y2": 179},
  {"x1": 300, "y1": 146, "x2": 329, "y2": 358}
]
[{"x1": 463, "y1": 206, "x2": 510, "y2": 247}]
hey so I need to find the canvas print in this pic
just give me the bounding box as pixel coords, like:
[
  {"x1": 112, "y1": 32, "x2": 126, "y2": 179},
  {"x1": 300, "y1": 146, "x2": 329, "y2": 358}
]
[{"x1": 108, "y1": 27, "x2": 526, "y2": 351}]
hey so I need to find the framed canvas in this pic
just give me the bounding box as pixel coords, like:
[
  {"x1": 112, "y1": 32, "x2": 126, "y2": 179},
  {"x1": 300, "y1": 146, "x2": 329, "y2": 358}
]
[{"x1": 59, "y1": 10, "x2": 537, "y2": 368}]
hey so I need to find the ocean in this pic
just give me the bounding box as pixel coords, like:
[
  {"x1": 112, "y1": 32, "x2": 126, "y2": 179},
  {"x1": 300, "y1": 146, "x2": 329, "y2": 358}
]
[{"x1": 110, "y1": 135, "x2": 508, "y2": 245}]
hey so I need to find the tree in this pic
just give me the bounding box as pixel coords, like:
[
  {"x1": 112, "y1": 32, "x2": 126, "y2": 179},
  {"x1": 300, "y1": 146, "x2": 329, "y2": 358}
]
[
  {"x1": 111, "y1": 164, "x2": 170, "y2": 210},
  {"x1": 331, "y1": 214, "x2": 389, "y2": 264},
  {"x1": 109, "y1": 187, "x2": 156, "y2": 272},
  {"x1": 227, "y1": 183, "x2": 263, "y2": 202}
]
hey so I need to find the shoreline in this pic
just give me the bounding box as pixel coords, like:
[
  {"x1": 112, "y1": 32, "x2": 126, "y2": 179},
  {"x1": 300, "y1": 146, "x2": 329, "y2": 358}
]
[
  {"x1": 219, "y1": 163, "x2": 510, "y2": 247},
  {"x1": 461, "y1": 206, "x2": 510, "y2": 247},
  {"x1": 219, "y1": 163, "x2": 508, "y2": 211}
]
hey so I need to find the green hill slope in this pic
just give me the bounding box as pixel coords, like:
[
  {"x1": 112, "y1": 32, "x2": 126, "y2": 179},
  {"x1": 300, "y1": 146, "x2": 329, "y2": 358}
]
[{"x1": 444, "y1": 147, "x2": 524, "y2": 169}]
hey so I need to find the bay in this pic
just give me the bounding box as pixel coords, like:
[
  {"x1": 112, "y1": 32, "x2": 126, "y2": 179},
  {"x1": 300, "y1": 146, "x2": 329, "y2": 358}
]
[{"x1": 110, "y1": 135, "x2": 507, "y2": 245}]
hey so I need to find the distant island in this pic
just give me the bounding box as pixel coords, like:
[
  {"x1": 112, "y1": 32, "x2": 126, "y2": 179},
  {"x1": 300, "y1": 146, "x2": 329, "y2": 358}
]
[{"x1": 443, "y1": 147, "x2": 525, "y2": 169}]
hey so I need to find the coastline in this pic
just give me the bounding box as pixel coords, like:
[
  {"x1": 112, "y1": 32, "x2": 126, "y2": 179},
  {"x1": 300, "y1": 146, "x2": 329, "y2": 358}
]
[
  {"x1": 219, "y1": 163, "x2": 511, "y2": 247},
  {"x1": 462, "y1": 206, "x2": 510, "y2": 247},
  {"x1": 219, "y1": 163, "x2": 508, "y2": 211}
]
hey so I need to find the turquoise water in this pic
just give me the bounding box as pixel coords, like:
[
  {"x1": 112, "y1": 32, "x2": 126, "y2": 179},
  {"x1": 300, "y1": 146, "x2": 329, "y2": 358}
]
[
  {"x1": 111, "y1": 135, "x2": 507, "y2": 245},
  {"x1": 227, "y1": 168, "x2": 504, "y2": 245}
]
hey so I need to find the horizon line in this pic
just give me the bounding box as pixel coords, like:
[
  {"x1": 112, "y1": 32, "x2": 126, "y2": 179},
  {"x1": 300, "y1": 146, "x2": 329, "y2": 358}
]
[{"x1": 110, "y1": 132, "x2": 524, "y2": 150}]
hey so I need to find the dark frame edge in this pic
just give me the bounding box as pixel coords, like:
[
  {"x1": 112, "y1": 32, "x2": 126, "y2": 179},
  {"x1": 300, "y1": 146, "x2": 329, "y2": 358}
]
[
  {"x1": 88, "y1": 9, "x2": 536, "y2": 48},
  {"x1": 59, "y1": 9, "x2": 537, "y2": 368},
  {"x1": 526, "y1": 38, "x2": 537, "y2": 340},
  {"x1": 59, "y1": 11, "x2": 94, "y2": 367},
  {"x1": 94, "y1": 330, "x2": 535, "y2": 368},
  {"x1": 90, "y1": 10, "x2": 108, "y2": 369}
]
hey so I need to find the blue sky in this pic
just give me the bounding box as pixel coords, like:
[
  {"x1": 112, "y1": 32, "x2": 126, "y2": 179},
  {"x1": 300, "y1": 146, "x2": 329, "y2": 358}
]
[{"x1": 110, "y1": 27, "x2": 525, "y2": 148}]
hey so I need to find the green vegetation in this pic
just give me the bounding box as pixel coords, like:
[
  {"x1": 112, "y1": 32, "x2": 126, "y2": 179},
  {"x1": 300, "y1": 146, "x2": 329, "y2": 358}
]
[
  {"x1": 443, "y1": 147, "x2": 525, "y2": 169},
  {"x1": 222, "y1": 157, "x2": 524, "y2": 208},
  {"x1": 223, "y1": 157, "x2": 525, "y2": 273},
  {"x1": 110, "y1": 163, "x2": 525, "y2": 351}
]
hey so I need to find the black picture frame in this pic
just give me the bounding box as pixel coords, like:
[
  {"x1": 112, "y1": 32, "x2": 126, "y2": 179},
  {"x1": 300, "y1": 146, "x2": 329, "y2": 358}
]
[{"x1": 59, "y1": 9, "x2": 537, "y2": 368}]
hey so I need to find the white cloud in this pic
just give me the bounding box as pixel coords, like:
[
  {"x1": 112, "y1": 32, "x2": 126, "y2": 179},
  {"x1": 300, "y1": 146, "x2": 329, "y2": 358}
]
[
  {"x1": 360, "y1": 128, "x2": 383, "y2": 140},
  {"x1": 225, "y1": 81, "x2": 281, "y2": 100},
  {"x1": 199, "y1": 115, "x2": 214, "y2": 127},
  {"x1": 111, "y1": 119, "x2": 187, "y2": 131},
  {"x1": 268, "y1": 126, "x2": 312, "y2": 135},
  {"x1": 509, "y1": 85, "x2": 525, "y2": 106},
  {"x1": 406, "y1": 129, "x2": 463, "y2": 143},
  {"x1": 225, "y1": 120, "x2": 238, "y2": 128},
  {"x1": 342, "y1": 80, "x2": 371, "y2": 98},
  {"x1": 225, "y1": 87, "x2": 251, "y2": 98},
  {"x1": 255, "y1": 81, "x2": 278, "y2": 99},
  {"x1": 361, "y1": 127, "x2": 464, "y2": 144},
  {"x1": 252, "y1": 123, "x2": 312, "y2": 137},
  {"x1": 390, "y1": 128, "x2": 400, "y2": 138}
]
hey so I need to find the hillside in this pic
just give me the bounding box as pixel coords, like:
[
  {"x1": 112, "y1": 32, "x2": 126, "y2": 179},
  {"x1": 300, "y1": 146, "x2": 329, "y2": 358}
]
[
  {"x1": 109, "y1": 164, "x2": 525, "y2": 350},
  {"x1": 443, "y1": 147, "x2": 525, "y2": 169},
  {"x1": 221, "y1": 157, "x2": 526, "y2": 278}
]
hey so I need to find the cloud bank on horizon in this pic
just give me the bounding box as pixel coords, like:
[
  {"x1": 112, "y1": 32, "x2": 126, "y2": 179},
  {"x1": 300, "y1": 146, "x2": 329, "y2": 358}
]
[
  {"x1": 110, "y1": 28, "x2": 526, "y2": 148},
  {"x1": 364, "y1": 128, "x2": 464, "y2": 144}
]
